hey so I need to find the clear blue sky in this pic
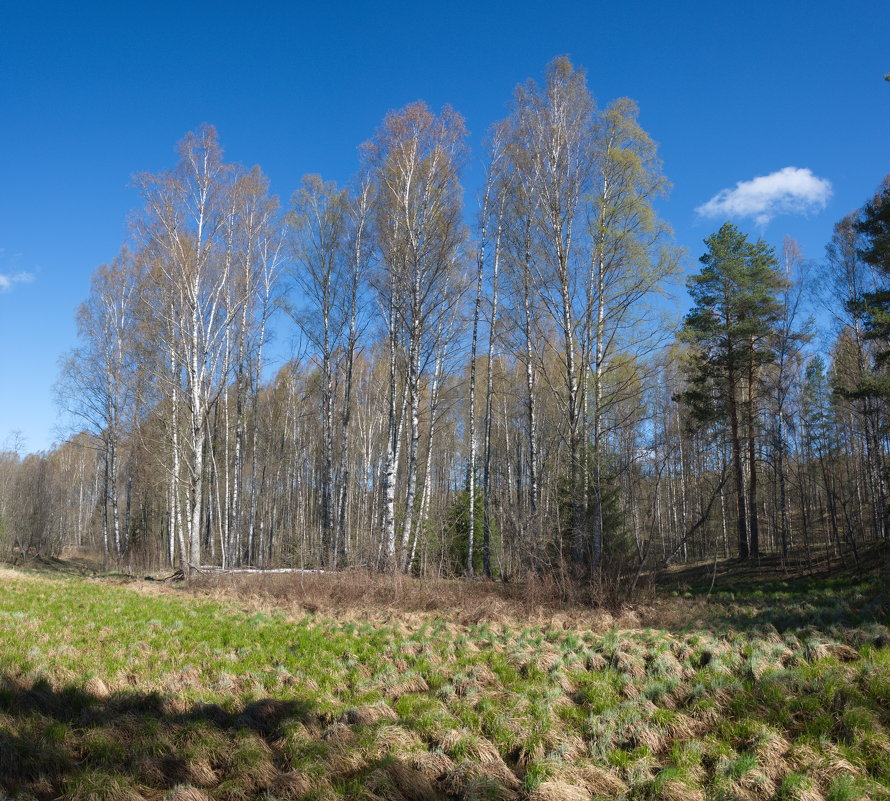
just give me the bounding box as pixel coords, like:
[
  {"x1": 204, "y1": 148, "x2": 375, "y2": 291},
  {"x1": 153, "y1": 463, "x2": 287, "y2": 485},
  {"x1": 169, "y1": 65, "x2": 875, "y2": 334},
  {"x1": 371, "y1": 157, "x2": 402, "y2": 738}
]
[{"x1": 2, "y1": 0, "x2": 888, "y2": 453}]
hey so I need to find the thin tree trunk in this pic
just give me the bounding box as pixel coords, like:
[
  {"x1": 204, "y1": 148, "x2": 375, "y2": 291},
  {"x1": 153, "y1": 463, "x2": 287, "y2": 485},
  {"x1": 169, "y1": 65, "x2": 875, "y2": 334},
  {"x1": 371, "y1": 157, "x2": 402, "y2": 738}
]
[
  {"x1": 727, "y1": 364, "x2": 749, "y2": 559},
  {"x1": 481, "y1": 210, "x2": 502, "y2": 579},
  {"x1": 747, "y1": 357, "x2": 760, "y2": 560}
]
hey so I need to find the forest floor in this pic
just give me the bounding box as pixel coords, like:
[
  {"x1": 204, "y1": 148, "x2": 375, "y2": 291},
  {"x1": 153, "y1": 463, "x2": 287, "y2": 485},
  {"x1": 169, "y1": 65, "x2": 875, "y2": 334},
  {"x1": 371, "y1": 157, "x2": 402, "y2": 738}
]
[{"x1": 0, "y1": 550, "x2": 888, "y2": 801}]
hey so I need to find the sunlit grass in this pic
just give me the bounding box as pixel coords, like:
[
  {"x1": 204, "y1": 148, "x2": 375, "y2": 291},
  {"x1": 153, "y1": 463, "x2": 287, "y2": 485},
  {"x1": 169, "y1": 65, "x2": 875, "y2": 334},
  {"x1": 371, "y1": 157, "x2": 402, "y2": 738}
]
[{"x1": 0, "y1": 570, "x2": 888, "y2": 799}]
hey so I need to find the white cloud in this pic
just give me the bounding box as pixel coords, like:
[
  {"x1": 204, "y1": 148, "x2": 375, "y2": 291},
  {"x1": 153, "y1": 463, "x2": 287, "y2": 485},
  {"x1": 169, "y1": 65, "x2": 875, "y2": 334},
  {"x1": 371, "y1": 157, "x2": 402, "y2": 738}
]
[
  {"x1": 0, "y1": 271, "x2": 34, "y2": 292},
  {"x1": 696, "y1": 167, "x2": 832, "y2": 226}
]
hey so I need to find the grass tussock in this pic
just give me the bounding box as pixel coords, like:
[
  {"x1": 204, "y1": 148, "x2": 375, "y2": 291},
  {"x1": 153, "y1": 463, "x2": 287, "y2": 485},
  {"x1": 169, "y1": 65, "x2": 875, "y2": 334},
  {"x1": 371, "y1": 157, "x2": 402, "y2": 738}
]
[{"x1": 0, "y1": 565, "x2": 888, "y2": 800}]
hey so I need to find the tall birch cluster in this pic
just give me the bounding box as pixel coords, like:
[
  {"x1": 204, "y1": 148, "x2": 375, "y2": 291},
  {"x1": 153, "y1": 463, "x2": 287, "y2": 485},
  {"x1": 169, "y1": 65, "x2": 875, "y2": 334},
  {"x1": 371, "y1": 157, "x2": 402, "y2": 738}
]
[
  {"x1": 482, "y1": 57, "x2": 678, "y2": 575},
  {"x1": 1, "y1": 59, "x2": 885, "y2": 583}
]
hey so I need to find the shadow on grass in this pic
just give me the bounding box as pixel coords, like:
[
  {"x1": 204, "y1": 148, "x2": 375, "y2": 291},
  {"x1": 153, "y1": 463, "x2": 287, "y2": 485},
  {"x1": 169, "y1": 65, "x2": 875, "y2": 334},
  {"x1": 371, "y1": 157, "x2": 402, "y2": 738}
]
[
  {"x1": 650, "y1": 571, "x2": 890, "y2": 637},
  {"x1": 0, "y1": 676, "x2": 470, "y2": 800},
  {"x1": 695, "y1": 580, "x2": 890, "y2": 634}
]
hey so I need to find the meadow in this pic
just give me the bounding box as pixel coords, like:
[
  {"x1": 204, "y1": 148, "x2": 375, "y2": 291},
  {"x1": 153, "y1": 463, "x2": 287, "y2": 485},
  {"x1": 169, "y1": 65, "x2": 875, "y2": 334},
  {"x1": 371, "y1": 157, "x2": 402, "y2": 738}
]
[{"x1": 0, "y1": 563, "x2": 888, "y2": 801}]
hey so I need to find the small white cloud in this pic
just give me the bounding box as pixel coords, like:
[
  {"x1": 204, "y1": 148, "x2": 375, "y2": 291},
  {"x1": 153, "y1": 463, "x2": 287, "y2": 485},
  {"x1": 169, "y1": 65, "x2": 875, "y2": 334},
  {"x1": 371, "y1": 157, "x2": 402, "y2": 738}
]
[
  {"x1": 696, "y1": 167, "x2": 832, "y2": 226},
  {"x1": 0, "y1": 272, "x2": 34, "y2": 292}
]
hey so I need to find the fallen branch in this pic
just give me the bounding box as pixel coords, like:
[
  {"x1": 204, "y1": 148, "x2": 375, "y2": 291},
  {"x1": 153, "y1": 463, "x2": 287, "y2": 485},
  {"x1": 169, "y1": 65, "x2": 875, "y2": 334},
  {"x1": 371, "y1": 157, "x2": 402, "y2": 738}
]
[
  {"x1": 144, "y1": 569, "x2": 184, "y2": 582},
  {"x1": 196, "y1": 566, "x2": 328, "y2": 575}
]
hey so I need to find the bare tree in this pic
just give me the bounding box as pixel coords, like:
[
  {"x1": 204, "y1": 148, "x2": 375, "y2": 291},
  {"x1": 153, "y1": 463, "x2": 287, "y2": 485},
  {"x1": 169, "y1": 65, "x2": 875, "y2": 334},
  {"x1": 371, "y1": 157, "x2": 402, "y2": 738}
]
[
  {"x1": 57, "y1": 248, "x2": 142, "y2": 562},
  {"x1": 365, "y1": 101, "x2": 468, "y2": 571}
]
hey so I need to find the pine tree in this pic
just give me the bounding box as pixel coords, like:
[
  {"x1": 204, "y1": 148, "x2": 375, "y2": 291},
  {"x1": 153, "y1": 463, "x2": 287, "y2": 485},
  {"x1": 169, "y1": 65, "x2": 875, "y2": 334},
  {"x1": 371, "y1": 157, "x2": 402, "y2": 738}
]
[
  {"x1": 850, "y1": 178, "x2": 890, "y2": 388},
  {"x1": 681, "y1": 223, "x2": 786, "y2": 559}
]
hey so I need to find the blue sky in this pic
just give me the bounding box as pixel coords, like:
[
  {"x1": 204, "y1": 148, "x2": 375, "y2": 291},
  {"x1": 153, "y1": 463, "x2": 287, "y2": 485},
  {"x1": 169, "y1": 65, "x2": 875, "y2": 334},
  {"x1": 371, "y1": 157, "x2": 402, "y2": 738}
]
[{"x1": 2, "y1": 0, "x2": 888, "y2": 453}]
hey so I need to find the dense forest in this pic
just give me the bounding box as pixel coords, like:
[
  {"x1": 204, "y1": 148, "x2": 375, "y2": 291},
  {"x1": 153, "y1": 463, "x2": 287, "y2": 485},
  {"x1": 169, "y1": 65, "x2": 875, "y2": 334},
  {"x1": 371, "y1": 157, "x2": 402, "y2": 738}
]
[{"x1": 1, "y1": 57, "x2": 888, "y2": 586}]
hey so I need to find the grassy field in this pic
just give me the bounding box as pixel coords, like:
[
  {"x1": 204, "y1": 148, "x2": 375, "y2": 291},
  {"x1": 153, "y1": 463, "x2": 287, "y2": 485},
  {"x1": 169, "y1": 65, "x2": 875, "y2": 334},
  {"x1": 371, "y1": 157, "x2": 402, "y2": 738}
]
[{"x1": 0, "y1": 564, "x2": 888, "y2": 801}]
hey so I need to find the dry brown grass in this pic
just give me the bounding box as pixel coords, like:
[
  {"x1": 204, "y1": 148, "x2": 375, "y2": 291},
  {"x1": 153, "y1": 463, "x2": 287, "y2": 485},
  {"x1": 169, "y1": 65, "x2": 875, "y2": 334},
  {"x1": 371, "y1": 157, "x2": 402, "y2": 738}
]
[
  {"x1": 269, "y1": 771, "x2": 316, "y2": 800},
  {"x1": 528, "y1": 780, "x2": 589, "y2": 801},
  {"x1": 163, "y1": 568, "x2": 649, "y2": 630},
  {"x1": 0, "y1": 566, "x2": 42, "y2": 581},
  {"x1": 410, "y1": 750, "x2": 456, "y2": 782},
  {"x1": 165, "y1": 789, "x2": 214, "y2": 801},
  {"x1": 661, "y1": 779, "x2": 706, "y2": 801},
  {"x1": 85, "y1": 676, "x2": 111, "y2": 699},
  {"x1": 384, "y1": 759, "x2": 440, "y2": 800},
  {"x1": 443, "y1": 759, "x2": 521, "y2": 799},
  {"x1": 344, "y1": 701, "x2": 399, "y2": 726}
]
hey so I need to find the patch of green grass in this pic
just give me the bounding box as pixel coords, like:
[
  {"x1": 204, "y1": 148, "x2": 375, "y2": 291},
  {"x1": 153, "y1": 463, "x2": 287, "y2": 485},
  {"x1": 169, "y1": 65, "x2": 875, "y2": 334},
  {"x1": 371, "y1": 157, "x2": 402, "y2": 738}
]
[{"x1": 0, "y1": 569, "x2": 888, "y2": 799}]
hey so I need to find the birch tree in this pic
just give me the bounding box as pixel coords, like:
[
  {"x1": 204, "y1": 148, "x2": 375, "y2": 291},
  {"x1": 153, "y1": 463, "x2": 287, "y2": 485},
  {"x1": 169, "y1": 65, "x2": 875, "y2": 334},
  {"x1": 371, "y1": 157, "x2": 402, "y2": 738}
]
[
  {"x1": 365, "y1": 101, "x2": 468, "y2": 571},
  {"x1": 288, "y1": 175, "x2": 351, "y2": 564},
  {"x1": 509, "y1": 56, "x2": 595, "y2": 570},
  {"x1": 57, "y1": 248, "x2": 142, "y2": 561},
  {"x1": 135, "y1": 125, "x2": 267, "y2": 574},
  {"x1": 583, "y1": 97, "x2": 678, "y2": 567}
]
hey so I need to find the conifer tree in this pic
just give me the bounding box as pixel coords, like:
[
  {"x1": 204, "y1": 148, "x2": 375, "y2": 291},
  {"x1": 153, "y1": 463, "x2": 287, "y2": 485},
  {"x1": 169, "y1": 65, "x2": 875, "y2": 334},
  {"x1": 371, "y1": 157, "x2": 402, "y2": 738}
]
[
  {"x1": 851, "y1": 178, "x2": 890, "y2": 388},
  {"x1": 681, "y1": 223, "x2": 786, "y2": 559}
]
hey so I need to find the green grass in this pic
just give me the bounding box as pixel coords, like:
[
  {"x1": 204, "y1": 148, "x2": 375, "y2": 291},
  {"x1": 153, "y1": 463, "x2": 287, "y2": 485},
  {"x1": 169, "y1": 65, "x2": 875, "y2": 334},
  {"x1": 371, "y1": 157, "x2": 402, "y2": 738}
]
[{"x1": 0, "y1": 570, "x2": 888, "y2": 800}]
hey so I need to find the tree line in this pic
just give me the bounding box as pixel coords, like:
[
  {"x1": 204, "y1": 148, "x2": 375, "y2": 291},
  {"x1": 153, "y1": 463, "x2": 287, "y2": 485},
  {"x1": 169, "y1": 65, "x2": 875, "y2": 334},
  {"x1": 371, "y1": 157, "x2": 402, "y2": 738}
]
[{"x1": 1, "y1": 57, "x2": 887, "y2": 587}]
